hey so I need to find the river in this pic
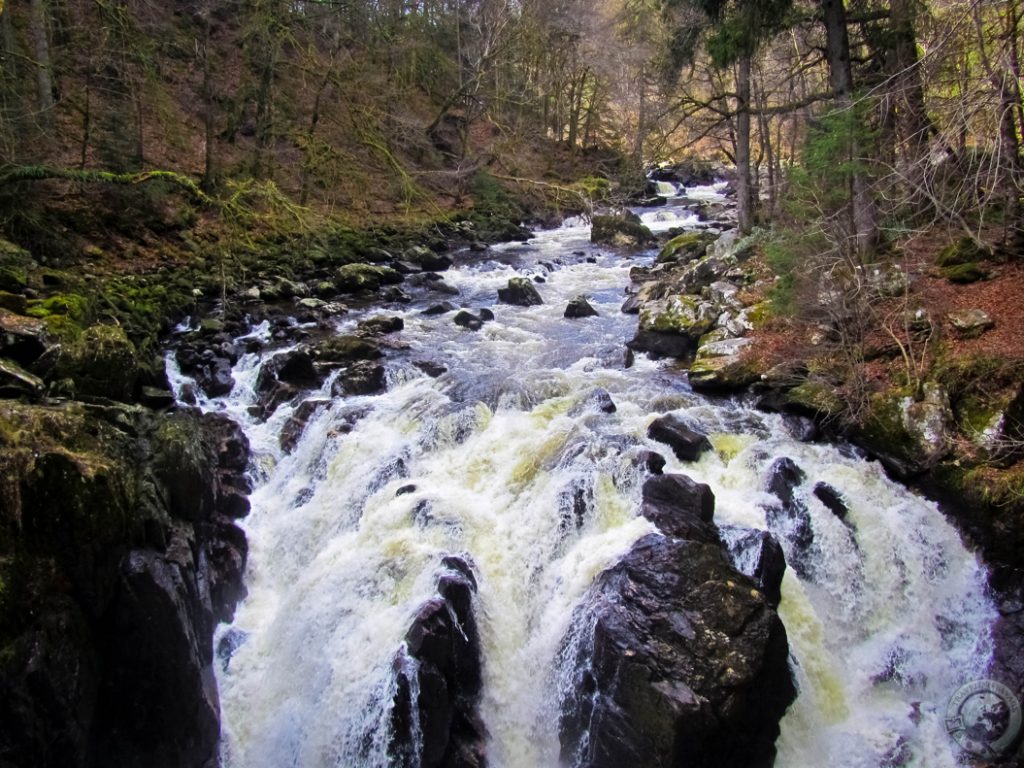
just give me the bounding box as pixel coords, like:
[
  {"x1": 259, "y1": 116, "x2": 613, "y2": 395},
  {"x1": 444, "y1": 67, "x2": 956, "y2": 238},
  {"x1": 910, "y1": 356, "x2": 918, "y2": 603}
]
[{"x1": 171, "y1": 186, "x2": 996, "y2": 768}]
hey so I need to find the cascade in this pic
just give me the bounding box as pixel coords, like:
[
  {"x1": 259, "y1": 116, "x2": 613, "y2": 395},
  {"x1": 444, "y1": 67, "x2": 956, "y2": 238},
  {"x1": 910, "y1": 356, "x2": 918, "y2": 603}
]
[{"x1": 170, "y1": 187, "x2": 997, "y2": 768}]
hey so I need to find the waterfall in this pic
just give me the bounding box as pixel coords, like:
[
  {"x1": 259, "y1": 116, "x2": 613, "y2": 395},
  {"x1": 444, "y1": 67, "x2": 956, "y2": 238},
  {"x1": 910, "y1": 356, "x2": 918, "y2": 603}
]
[{"x1": 172, "y1": 190, "x2": 997, "y2": 768}]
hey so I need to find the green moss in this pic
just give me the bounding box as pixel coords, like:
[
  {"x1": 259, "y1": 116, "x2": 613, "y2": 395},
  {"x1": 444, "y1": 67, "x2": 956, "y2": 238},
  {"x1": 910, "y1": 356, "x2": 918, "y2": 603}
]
[
  {"x1": 26, "y1": 293, "x2": 92, "y2": 322},
  {"x1": 940, "y1": 262, "x2": 988, "y2": 283},
  {"x1": 573, "y1": 176, "x2": 611, "y2": 203},
  {"x1": 657, "y1": 232, "x2": 711, "y2": 264},
  {"x1": 0, "y1": 266, "x2": 27, "y2": 293},
  {"x1": 936, "y1": 236, "x2": 993, "y2": 267},
  {"x1": 334, "y1": 263, "x2": 403, "y2": 292},
  {"x1": 787, "y1": 380, "x2": 845, "y2": 418}
]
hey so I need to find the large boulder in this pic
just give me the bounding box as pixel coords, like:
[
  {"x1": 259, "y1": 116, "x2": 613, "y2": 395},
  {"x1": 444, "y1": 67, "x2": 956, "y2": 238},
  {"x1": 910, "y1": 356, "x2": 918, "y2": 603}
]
[
  {"x1": 656, "y1": 231, "x2": 714, "y2": 264},
  {"x1": 764, "y1": 457, "x2": 814, "y2": 579},
  {"x1": 564, "y1": 295, "x2": 598, "y2": 319},
  {"x1": 559, "y1": 532, "x2": 795, "y2": 768},
  {"x1": 633, "y1": 296, "x2": 717, "y2": 356},
  {"x1": 590, "y1": 213, "x2": 655, "y2": 250},
  {"x1": 55, "y1": 324, "x2": 139, "y2": 402},
  {"x1": 640, "y1": 473, "x2": 718, "y2": 542},
  {"x1": 688, "y1": 337, "x2": 758, "y2": 391},
  {"x1": 389, "y1": 557, "x2": 486, "y2": 768}
]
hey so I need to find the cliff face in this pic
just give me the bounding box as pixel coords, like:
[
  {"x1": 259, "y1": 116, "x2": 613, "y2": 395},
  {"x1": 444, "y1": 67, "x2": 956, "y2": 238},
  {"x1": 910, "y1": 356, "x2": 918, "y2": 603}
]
[{"x1": 0, "y1": 401, "x2": 250, "y2": 768}]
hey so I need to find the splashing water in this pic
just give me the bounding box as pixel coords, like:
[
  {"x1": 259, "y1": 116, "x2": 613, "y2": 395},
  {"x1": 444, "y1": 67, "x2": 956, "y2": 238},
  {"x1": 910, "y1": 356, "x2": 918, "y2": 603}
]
[{"x1": 171, "y1": 189, "x2": 996, "y2": 768}]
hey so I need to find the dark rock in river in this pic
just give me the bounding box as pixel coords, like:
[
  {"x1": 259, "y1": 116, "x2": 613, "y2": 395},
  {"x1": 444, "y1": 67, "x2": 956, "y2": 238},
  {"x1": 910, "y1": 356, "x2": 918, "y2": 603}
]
[
  {"x1": 590, "y1": 212, "x2": 656, "y2": 250},
  {"x1": 640, "y1": 473, "x2": 718, "y2": 543},
  {"x1": 454, "y1": 310, "x2": 484, "y2": 331},
  {"x1": 358, "y1": 315, "x2": 405, "y2": 336},
  {"x1": 724, "y1": 527, "x2": 787, "y2": 607},
  {"x1": 627, "y1": 329, "x2": 695, "y2": 359},
  {"x1": 333, "y1": 361, "x2": 387, "y2": 396},
  {"x1": 497, "y1": 276, "x2": 543, "y2": 306},
  {"x1": 558, "y1": 532, "x2": 795, "y2": 768},
  {"x1": 647, "y1": 413, "x2": 713, "y2": 461},
  {"x1": 564, "y1": 295, "x2": 598, "y2": 318},
  {"x1": 389, "y1": 557, "x2": 486, "y2": 768},
  {"x1": 813, "y1": 481, "x2": 850, "y2": 522},
  {"x1": 764, "y1": 457, "x2": 814, "y2": 579}
]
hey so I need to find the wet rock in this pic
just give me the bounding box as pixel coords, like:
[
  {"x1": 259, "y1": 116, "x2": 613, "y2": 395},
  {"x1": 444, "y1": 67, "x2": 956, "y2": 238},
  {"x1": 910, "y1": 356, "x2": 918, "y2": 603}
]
[
  {"x1": 638, "y1": 450, "x2": 666, "y2": 474},
  {"x1": 404, "y1": 245, "x2": 454, "y2": 272},
  {"x1": 497, "y1": 277, "x2": 543, "y2": 306},
  {"x1": 657, "y1": 231, "x2": 713, "y2": 264},
  {"x1": 454, "y1": 310, "x2": 484, "y2": 331},
  {"x1": 688, "y1": 337, "x2": 757, "y2": 391},
  {"x1": 333, "y1": 361, "x2": 387, "y2": 396},
  {"x1": 620, "y1": 294, "x2": 642, "y2": 314},
  {"x1": 765, "y1": 457, "x2": 814, "y2": 578},
  {"x1": 593, "y1": 387, "x2": 616, "y2": 414},
  {"x1": 478, "y1": 308, "x2": 494, "y2": 321},
  {"x1": 647, "y1": 414, "x2": 712, "y2": 461},
  {"x1": 590, "y1": 213, "x2": 655, "y2": 250},
  {"x1": 634, "y1": 296, "x2": 717, "y2": 356},
  {"x1": 640, "y1": 473, "x2": 718, "y2": 543},
  {"x1": 311, "y1": 335, "x2": 383, "y2": 365},
  {"x1": 627, "y1": 329, "x2": 694, "y2": 358},
  {"x1": 415, "y1": 361, "x2": 447, "y2": 378},
  {"x1": 55, "y1": 324, "x2": 139, "y2": 402},
  {"x1": 813, "y1": 482, "x2": 849, "y2": 521},
  {"x1": 139, "y1": 385, "x2": 175, "y2": 410},
  {"x1": 559, "y1": 533, "x2": 795, "y2": 768},
  {"x1": 423, "y1": 302, "x2": 457, "y2": 316},
  {"x1": 724, "y1": 527, "x2": 787, "y2": 607},
  {"x1": 389, "y1": 558, "x2": 486, "y2": 768},
  {"x1": 564, "y1": 295, "x2": 598, "y2": 319},
  {"x1": 279, "y1": 398, "x2": 331, "y2": 453},
  {"x1": 358, "y1": 315, "x2": 404, "y2": 336}
]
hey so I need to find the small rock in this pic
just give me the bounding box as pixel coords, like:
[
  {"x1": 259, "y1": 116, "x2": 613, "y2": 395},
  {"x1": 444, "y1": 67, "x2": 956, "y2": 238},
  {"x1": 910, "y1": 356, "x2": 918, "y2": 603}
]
[
  {"x1": 593, "y1": 387, "x2": 616, "y2": 414},
  {"x1": 813, "y1": 482, "x2": 849, "y2": 522},
  {"x1": 414, "y1": 361, "x2": 447, "y2": 378},
  {"x1": 358, "y1": 315, "x2": 404, "y2": 336},
  {"x1": 140, "y1": 385, "x2": 175, "y2": 410},
  {"x1": 454, "y1": 310, "x2": 483, "y2": 331},
  {"x1": 422, "y1": 302, "x2": 457, "y2": 316}
]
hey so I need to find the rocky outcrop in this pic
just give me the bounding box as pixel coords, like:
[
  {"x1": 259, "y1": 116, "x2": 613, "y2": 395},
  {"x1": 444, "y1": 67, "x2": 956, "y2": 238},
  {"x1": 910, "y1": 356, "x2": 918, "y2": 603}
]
[
  {"x1": 0, "y1": 402, "x2": 251, "y2": 768},
  {"x1": 564, "y1": 295, "x2": 598, "y2": 319},
  {"x1": 389, "y1": 557, "x2": 486, "y2": 768},
  {"x1": 559, "y1": 499, "x2": 795, "y2": 768}
]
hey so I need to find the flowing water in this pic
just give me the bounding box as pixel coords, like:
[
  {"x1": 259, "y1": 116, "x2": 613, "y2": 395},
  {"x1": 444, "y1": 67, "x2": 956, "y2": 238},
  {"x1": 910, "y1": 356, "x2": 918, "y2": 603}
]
[{"x1": 172, "y1": 188, "x2": 997, "y2": 768}]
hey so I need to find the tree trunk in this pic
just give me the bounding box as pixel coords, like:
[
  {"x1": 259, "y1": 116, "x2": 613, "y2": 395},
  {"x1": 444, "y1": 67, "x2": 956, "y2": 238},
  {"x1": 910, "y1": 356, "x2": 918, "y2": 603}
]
[
  {"x1": 736, "y1": 54, "x2": 753, "y2": 234},
  {"x1": 821, "y1": 0, "x2": 876, "y2": 257},
  {"x1": 29, "y1": 0, "x2": 55, "y2": 129}
]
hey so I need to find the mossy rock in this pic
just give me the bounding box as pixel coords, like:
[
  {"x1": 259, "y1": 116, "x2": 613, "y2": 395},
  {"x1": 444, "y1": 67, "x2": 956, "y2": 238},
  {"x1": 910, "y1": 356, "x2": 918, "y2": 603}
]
[
  {"x1": 657, "y1": 232, "x2": 713, "y2": 264},
  {"x1": 573, "y1": 176, "x2": 612, "y2": 202},
  {"x1": 591, "y1": 215, "x2": 655, "y2": 250},
  {"x1": 55, "y1": 324, "x2": 139, "y2": 402},
  {"x1": 940, "y1": 262, "x2": 989, "y2": 284},
  {"x1": 0, "y1": 266, "x2": 27, "y2": 293},
  {"x1": 936, "y1": 237, "x2": 993, "y2": 267},
  {"x1": 786, "y1": 380, "x2": 844, "y2": 418},
  {"x1": 334, "y1": 263, "x2": 404, "y2": 292},
  {"x1": 639, "y1": 296, "x2": 716, "y2": 338},
  {"x1": 26, "y1": 294, "x2": 92, "y2": 323}
]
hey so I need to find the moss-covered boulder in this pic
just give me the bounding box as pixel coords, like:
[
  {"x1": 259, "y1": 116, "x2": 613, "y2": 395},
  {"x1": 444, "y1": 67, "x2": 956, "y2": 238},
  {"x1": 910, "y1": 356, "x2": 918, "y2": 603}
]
[
  {"x1": 498, "y1": 276, "x2": 543, "y2": 306},
  {"x1": 688, "y1": 337, "x2": 759, "y2": 391},
  {"x1": 657, "y1": 231, "x2": 713, "y2": 264},
  {"x1": 55, "y1": 324, "x2": 139, "y2": 402},
  {"x1": 937, "y1": 236, "x2": 993, "y2": 267},
  {"x1": 941, "y1": 262, "x2": 989, "y2": 283},
  {"x1": 855, "y1": 384, "x2": 953, "y2": 477},
  {"x1": 639, "y1": 295, "x2": 717, "y2": 337},
  {"x1": 334, "y1": 263, "x2": 404, "y2": 292},
  {"x1": 591, "y1": 213, "x2": 655, "y2": 250},
  {"x1": 948, "y1": 308, "x2": 995, "y2": 337}
]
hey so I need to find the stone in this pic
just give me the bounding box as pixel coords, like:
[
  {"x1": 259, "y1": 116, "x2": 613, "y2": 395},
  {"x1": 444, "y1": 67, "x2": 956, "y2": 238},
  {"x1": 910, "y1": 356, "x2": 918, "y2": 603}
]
[
  {"x1": 564, "y1": 295, "x2": 598, "y2": 319},
  {"x1": 55, "y1": 324, "x2": 139, "y2": 402},
  {"x1": 311, "y1": 335, "x2": 383, "y2": 365},
  {"x1": 764, "y1": 457, "x2": 814, "y2": 579},
  {"x1": 640, "y1": 473, "x2": 718, "y2": 542},
  {"x1": 620, "y1": 294, "x2": 642, "y2": 314},
  {"x1": 498, "y1": 277, "x2": 543, "y2": 306},
  {"x1": 590, "y1": 213, "x2": 656, "y2": 250},
  {"x1": 592, "y1": 387, "x2": 616, "y2": 414},
  {"x1": 454, "y1": 310, "x2": 484, "y2": 330},
  {"x1": 626, "y1": 330, "x2": 694, "y2": 358},
  {"x1": 558, "y1": 533, "x2": 795, "y2": 768},
  {"x1": 358, "y1": 315, "x2": 404, "y2": 336},
  {"x1": 647, "y1": 414, "x2": 712, "y2": 461},
  {"x1": 333, "y1": 361, "x2": 387, "y2": 396},
  {"x1": 639, "y1": 295, "x2": 717, "y2": 340},
  {"x1": 279, "y1": 398, "x2": 331, "y2": 453},
  {"x1": 389, "y1": 557, "x2": 485, "y2": 768},
  {"x1": 688, "y1": 337, "x2": 758, "y2": 391},
  {"x1": 139, "y1": 385, "x2": 175, "y2": 410},
  {"x1": 423, "y1": 302, "x2": 457, "y2": 316},
  {"x1": 724, "y1": 527, "x2": 787, "y2": 607},
  {"x1": 813, "y1": 482, "x2": 849, "y2": 522},
  {"x1": 656, "y1": 231, "x2": 713, "y2": 264},
  {"x1": 404, "y1": 245, "x2": 454, "y2": 272},
  {"x1": 334, "y1": 263, "x2": 404, "y2": 292},
  {"x1": 0, "y1": 357, "x2": 44, "y2": 399},
  {"x1": 948, "y1": 308, "x2": 995, "y2": 338}
]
